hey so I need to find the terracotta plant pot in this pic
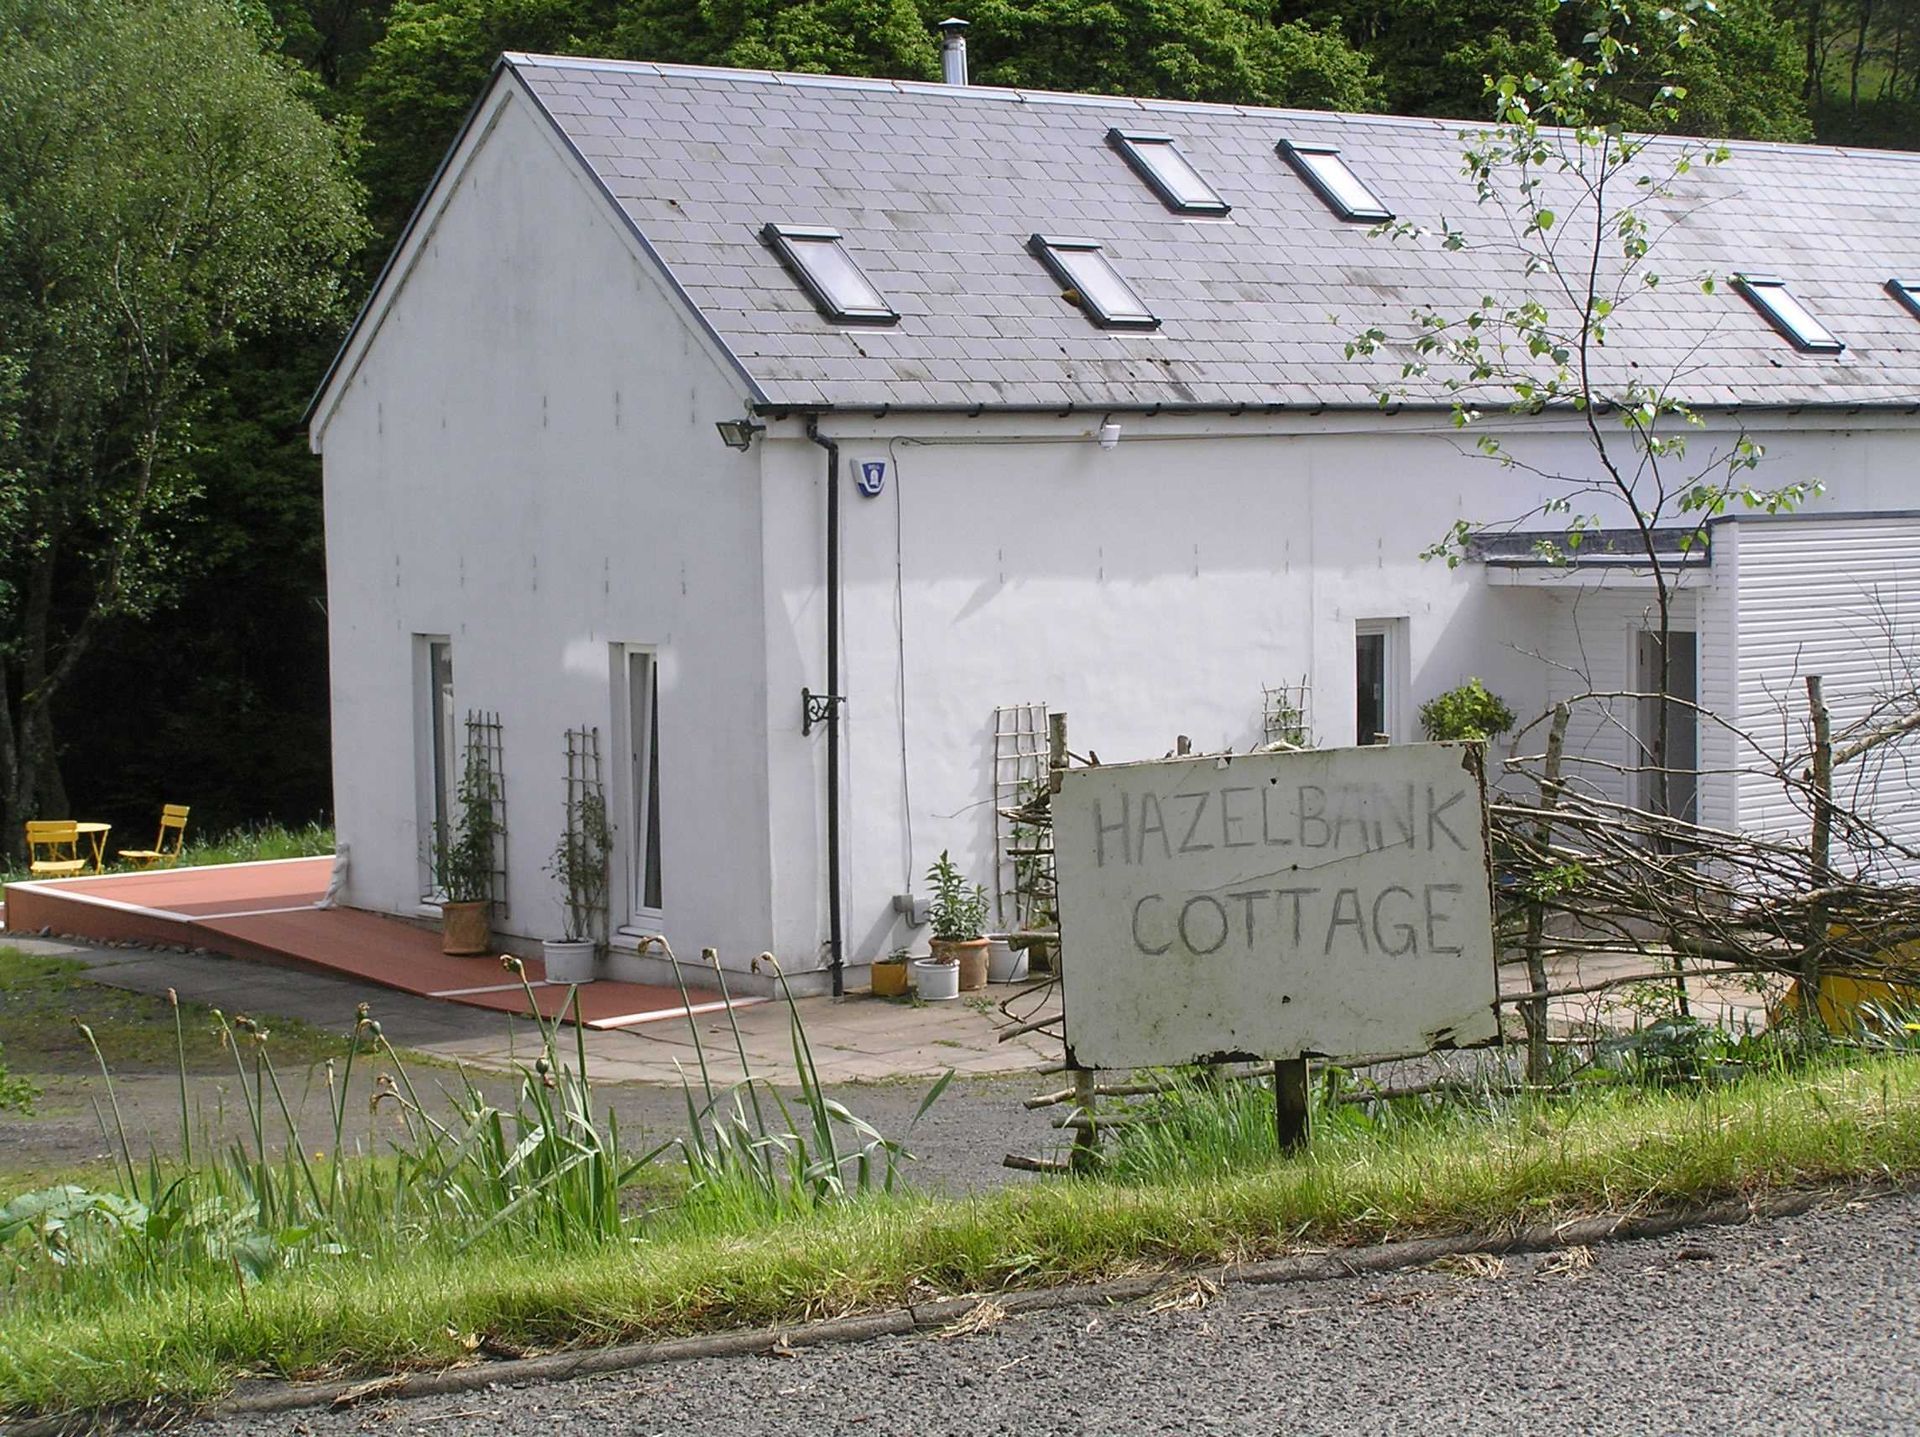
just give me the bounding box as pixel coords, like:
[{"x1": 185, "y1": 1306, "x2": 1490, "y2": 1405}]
[
  {"x1": 542, "y1": 938, "x2": 597, "y2": 984},
  {"x1": 911, "y1": 957, "x2": 960, "y2": 1001},
  {"x1": 870, "y1": 957, "x2": 910, "y2": 998},
  {"x1": 932, "y1": 936, "x2": 990, "y2": 992},
  {"x1": 441, "y1": 899, "x2": 492, "y2": 956}
]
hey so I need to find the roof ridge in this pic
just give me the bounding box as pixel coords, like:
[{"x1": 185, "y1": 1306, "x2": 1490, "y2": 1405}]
[{"x1": 502, "y1": 51, "x2": 1920, "y2": 165}]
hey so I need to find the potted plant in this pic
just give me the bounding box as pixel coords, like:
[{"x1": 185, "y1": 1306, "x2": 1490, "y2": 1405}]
[
  {"x1": 543, "y1": 787, "x2": 611, "y2": 984},
  {"x1": 986, "y1": 933, "x2": 1028, "y2": 984},
  {"x1": 432, "y1": 746, "x2": 499, "y2": 955},
  {"x1": 870, "y1": 946, "x2": 910, "y2": 998},
  {"x1": 1418, "y1": 677, "x2": 1516, "y2": 744},
  {"x1": 914, "y1": 850, "x2": 990, "y2": 997}
]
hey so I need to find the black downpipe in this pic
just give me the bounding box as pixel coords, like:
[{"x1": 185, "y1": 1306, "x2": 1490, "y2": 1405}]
[{"x1": 807, "y1": 419, "x2": 845, "y2": 997}]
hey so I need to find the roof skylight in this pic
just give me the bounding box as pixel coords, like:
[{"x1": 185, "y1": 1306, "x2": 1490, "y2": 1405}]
[
  {"x1": 1027, "y1": 235, "x2": 1159, "y2": 330},
  {"x1": 1106, "y1": 129, "x2": 1230, "y2": 216},
  {"x1": 1275, "y1": 140, "x2": 1392, "y2": 223},
  {"x1": 1734, "y1": 275, "x2": 1843, "y2": 354},
  {"x1": 1886, "y1": 278, "x2": 1920, "y2": 321},
  {"x1": 761, "y1": 224, "x2": 897, "y2": 324}
]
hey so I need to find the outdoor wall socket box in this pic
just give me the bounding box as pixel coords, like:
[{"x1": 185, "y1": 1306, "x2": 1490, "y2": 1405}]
[{"x1": 892, "y1": 893, "x2": 930, "y2": 926}]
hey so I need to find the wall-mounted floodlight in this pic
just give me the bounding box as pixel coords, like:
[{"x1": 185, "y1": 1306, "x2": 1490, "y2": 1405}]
[
  {"x1": 1097, "y1": 420, "x2": 1122, "y2": 449},
  {"x1": 715, "y1": 418, "x2": 765, "y2": 450}
]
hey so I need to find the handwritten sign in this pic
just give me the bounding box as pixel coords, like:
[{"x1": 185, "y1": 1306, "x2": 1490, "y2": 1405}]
[{"x1": 1054, "y1": 744, "x2": 1499, "y2": 1069}]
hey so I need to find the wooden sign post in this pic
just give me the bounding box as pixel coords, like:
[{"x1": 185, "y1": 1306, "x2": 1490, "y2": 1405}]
[{"x1": 1052, "y1": 743, "x2": 1500, "y2": 1148}]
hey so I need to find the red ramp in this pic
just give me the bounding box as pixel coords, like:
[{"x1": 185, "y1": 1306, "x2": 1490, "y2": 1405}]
[{"x1": 3, "y1": 858, "x2": 744, "y2": 1028}]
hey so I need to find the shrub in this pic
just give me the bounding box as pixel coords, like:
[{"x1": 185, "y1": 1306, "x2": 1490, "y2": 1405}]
[
  {"x1": 0, "y1": 1043, "x2": 35, "y2": 1114},
  {"x1": 925, "y1": 851, "x2": 989, "y2": 943},
  {"x1": 1419, "y1": 678, "x2": 1516, "y2": 742}
]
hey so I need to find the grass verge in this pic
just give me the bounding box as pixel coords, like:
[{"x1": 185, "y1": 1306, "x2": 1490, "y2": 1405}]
[
  {"x1": 5, "y1": 1051, "x2": 1920, "y2": 1419},
  {"x1": 0, "y1": 947, "x2": 348, "y2": 1073},
  {"x1": 177, "y1": 821, "x2": 334, "y2": 868},
  {"x1": 0, "y1": 821, "x2": 333, "y2": 885}
]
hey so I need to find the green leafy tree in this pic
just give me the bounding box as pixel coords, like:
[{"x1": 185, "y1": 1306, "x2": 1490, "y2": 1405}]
[
  {"x1": 960, "y1": 0, "x2": 1381, "y2": 109},
  {"x1": 612, "y1": 0, "x2": 937, "y2": 77},
  {"x1": 1591, "y1": 0, "x2": 1810, "y2": 139},
  {"x1": 355, "y1": 0, "x2": 617, "y2": 233},
  {"x1": 1347, "y1": 0, "x2": 1819, "y2": 1012},
  {"x1": 1288, "y1": 0, "x2": 1561, "y2": 119},
  {"x1": 0, "y1": 0, "x2": 367, "y2": 844},
  {"x1": 271, "y1": 0, "x2": 399, "y2": 89},
  {"x1": 1288, "y1": 0, "x2": 1808, "y2": 138}
]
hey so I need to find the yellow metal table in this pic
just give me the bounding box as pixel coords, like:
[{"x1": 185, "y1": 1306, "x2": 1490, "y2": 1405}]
[{"x1": 73, "y1": 821, "x2": 111, "y2": 874}]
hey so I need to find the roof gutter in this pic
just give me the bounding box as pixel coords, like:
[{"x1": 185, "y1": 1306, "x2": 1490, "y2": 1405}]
[{"x1": 751, "y1": 398, "x2": 1920, "y2": 419}]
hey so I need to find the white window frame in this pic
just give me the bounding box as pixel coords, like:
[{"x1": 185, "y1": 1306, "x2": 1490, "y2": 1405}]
[
  {"x1": 1106, "y1": 129, "x2": 1231, "y2": 216},
  {"x1": 1027, "y1": 235, "x2": 1160, "y2": 330},
  {"x1": 612, "y1": 644, "x2": 664, "y2": 929},
  {"x1": 761, "y1": 224, "x2": 899, "y2": 325},
  {"x1": 1277, "y1": 140, "x2": 1394, "y2": 223},
  {"x1": 1354, "y1": 618, "x2": 1408, "y2": 746},
  {"x1": 412, "y1": 634, "x2": 456, "y2": 902},
  {"x1": 1734, "y1": 275, "x2": 1844, "y2": 354}
]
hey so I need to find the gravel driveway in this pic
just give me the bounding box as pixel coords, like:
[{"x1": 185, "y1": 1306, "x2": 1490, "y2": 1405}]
[{"x1": 182, "y1": 1186, "x2": 1920, "y2": 1436}]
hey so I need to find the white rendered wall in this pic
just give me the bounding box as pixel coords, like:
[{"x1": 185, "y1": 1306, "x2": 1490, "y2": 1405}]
[
  {"x1": 763, "y1": 417, "x2": 1560, "y2": 969},
  {"x1": 761, "y1": 414, "x2": 1920, "y2": 970},
  {"x1": 316, "y1": 87, "x2": 774, "y2": 975}
]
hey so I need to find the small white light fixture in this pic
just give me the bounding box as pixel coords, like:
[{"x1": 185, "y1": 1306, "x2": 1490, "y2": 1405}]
[
  {"x1": 715, "y1": 418, "x2": 765, "y2": 450},
  {"x1": 1097, "y1": 420, "x2": 1122, "y2": 450}
]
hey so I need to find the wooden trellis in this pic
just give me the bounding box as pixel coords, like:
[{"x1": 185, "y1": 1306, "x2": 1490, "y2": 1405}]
[
  {"x1": 992, "y1": 702, "x2": 1054, "y2": 932},
  {"x1": 464, "y1": 709, "x2": 508, "y2": 917},
  {"x1": 1262, "y1": 679, "x2": 1313, "y2": 748},
  {"x1": 563, "y1": 725, "x2": 610, "y2": 944}
]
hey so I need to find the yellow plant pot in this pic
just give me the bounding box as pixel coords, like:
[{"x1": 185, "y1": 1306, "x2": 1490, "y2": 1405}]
[{"x1": 870, "y1": 958, "x2": 910, "y2": 998}]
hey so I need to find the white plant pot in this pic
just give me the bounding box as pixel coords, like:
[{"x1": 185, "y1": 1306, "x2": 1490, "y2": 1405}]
[
  {"x1": 541, "y1": 938, "x2": 597, "y2": 985},
  {"x1": 911, "y1": 957, "x2": 960, "y2": 1001},
  {"x1": 986, "y1": 935, "x2": 1028, "y2": 984}
]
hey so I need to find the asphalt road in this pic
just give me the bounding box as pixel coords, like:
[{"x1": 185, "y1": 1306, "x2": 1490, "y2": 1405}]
[{"x1": 185, "y1": 1186, "x2": 1920, "y2": 1437}]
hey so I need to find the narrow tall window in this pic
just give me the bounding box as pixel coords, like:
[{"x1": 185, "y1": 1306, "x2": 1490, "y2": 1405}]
[
  {"x1": 1276, "y1": 140, "x2": 1393, "y2": 223},
  {"x1": 622, "y1": 649, "x2": 663, "y2": 919},
  {"x1": 1106, "y1": 129, "x2": 1230, "y2": 215},
  {"x1": 1733, "y1": 275, "x2": 1843, "y2": 353},
  {"x1": 415, "y1": 636, "x2": 455, "y2": 898},
  {"x1": 1354, "y1": 620, "x2": 1405, "y2": 745},
  {"x1": 1027, "y1": 235, "x2": 1159, "y2": 330},
  {"x1": 761, "y1": 224, "x2": 898, "y2": 324}
]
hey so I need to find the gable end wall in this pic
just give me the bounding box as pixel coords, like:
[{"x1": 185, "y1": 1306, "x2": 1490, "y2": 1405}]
[{"x1": 319, "y1": 89, "x2": 775, "y2": 969}]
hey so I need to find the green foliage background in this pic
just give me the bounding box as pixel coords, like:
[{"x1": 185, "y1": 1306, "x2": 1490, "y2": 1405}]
[{"x1": 13, "y1": 0, "x2": 1915, "y2": 839}]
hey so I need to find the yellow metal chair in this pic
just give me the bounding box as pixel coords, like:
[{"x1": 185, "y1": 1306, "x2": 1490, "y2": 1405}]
[
  {"x1": 118, "y1": 804, "x2": 189, "y2": 868},
  {"x1": 25, "y1": 821, "x2": 87, "y2": 878}
]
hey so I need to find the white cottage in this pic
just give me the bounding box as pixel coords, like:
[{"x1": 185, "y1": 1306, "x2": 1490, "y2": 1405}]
[{"x1": 309, "y1": 45, "x2": 1920, "y2": 994}]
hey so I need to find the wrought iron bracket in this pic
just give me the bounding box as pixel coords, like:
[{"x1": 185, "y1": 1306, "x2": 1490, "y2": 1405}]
[{"x1": 802, "y1": 687, "x2": 844, "y2": 736}]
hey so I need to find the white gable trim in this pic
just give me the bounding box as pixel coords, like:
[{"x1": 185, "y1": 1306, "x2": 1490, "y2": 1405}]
[{"x1": 307, "y1": 60, "x2": 766, "y2": 451}]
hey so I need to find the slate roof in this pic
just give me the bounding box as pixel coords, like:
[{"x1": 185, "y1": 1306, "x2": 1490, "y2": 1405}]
[{"x1": 507, "y1": 53, "x2": 1920, "y2": 413}]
